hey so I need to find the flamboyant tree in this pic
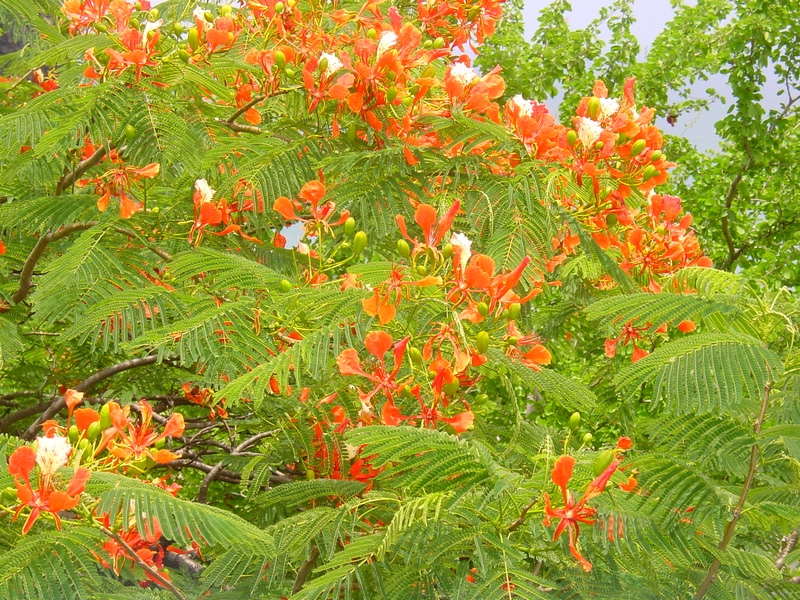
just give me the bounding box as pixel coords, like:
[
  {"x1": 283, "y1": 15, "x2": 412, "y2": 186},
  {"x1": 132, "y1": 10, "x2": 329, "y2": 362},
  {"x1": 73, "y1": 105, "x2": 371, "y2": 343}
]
[{"x1": 0, "y1": 0, "x2": 798, "y2": 598}]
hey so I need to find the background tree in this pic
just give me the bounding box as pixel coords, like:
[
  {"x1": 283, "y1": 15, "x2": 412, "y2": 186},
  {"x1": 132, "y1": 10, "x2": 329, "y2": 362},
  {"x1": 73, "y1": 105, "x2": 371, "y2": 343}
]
[{"x1": 478, "y1": 0, "x2": 800, "y2": 284}]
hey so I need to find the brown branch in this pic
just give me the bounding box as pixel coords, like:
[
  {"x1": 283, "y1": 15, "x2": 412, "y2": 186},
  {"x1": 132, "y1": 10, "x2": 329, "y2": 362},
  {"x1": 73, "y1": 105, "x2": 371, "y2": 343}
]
[
  {"x1": 22, "y1": 355, "x2": 168, "y2": 440},
  {"x1": 100, "y1": 526, "x2": 186, "y2": 600},
  {"x1": 506, "y1": 498, "x2": 538, "y2": 533},
  {"x1": 55, "y1": 144, "x2": 107, "y2": 196},
  {"x1": 12, "y1": 222, "x2": 96, "y2": 304},
  {"x1": 220, "y1": 120, "x2": 265, "y2": 135},
  {"x1": 112, "y1": 226, "x2": 172, "y2": 261},
  {"x1": 776, "y1": 527, "x2": 799, "y2": 571},
  {"x1": 0, "y1": 401, "x2": 51, "y2": 432},
  {"x1": 719, "y1": 171, "x2": 745, "y2": 271},
  {"x1": 695, "y1": 383, "x2": 772, "y2": 598},
  {"x1": 226, "y1": 94, "x2": 267, "y2": 124},
  {"x1": 292, "y1": 545, "x2": 320, "y2": 594}
]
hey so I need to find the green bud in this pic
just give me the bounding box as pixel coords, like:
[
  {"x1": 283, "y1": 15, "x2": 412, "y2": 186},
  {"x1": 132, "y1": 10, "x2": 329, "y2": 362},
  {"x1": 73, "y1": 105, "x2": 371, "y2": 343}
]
[
  {"x1": 606, "y1": 213, "x2": 618, "y2": 227},
  {"x1": 94, "y1": 21, "x2": 108, "y2": 33},
  {"x1": 587, "y1": 96, "x2": 601, "y2": 120},
  {"x1": 568, "y1": 412, "x2": 581, "y2": 430},
  {"x1": 78, "y1": 437, "x2": 90, "y2": 452},
  {"x1": 318, "y1": 57, "x2": 329, "y2": 72},
  {"x1": 130, "y1": 18, "x2": 140, "y2": 29},
  {"x1": 508, "y1": 303, "x2": 521, "y2": 321},
  {"x1": 642, "y1": 164, "x2": 660, "y2": 182},
  {"x1": 172, "y1": 22, "x2": 184, "y2": 36},
  {"x1": 344, "y1": 217, "x2": 356, "y2": 236},
  {"x1": 402, "y1": 96, "x2": 413, "y2": 107},
  {"x1": 274, "y1": 1, "x2": 285, "y2": 13},
  {"x1": 409, "y1": 347, "x2": 423, "y2": 364},
  {"x1": 367, "y1": 28, "x2": 378, "y2": 40},
  {"x1": 442, "y1": 379, "x2": 460, "y2": 396},
  {"x1": 397, "y1": 239, "x2": 411, "y2": 258},
  {"x1": 423, "y1": 39, "x2": 432, "y2": 48},
  {"x1": 416, "y1": 265, "x2": 427, "y2": 276},
  {"x1": 617, "y1": 132, "x2": 628, "y2": 145},
  {"x1": 188, "y1": 27, "x2": 200, "y2": 51},
  {"x1": 275, "y1": 50, "x2": 286, "y2": 69},
  {"x1": 386, "y1": 86, "x2": 397, "y2": 103},
  {"x1": 474, "y1": 393, "x2": 489, "y2": 405},
  {"x1": 352, "y1": 231, "x2": 368, "y2": 255},
  {"x1": 506, "y1": 336, "x2": 518, "y2": 346},
  {"x1": 433, "y1": 37, "x2": 445, "y2": 49},
  {"x1": 593, "y1": 449, "x2": 615, "y2": 476},
  {"x1": 179, "y1": 49, "x2": 190, "y2": 63},
  {"x1": 422, "y1": 65, "x2": 436, "y2": 78},
  {"x1": 68, "y1": 425, "x2": 80, "y2": 445},
  {"x1": 501, "y1": 308, "x2": 510, "y2": 320},
  {"x1": 629, "y1": 139, "x2": 646, "y2": 157},
  {"x1": 347, "y1": 122, "x2": 357, "y2": 142},
  {"x1": 650, "y1": 150, "x2": 662, "y2": 162},
  {"x1": 124, "y1": 124, "x2": 136, "y2": 142},
  {"x1": 220, "y1": 4, "x2": 233, "y2": 16},
  {"x1": 306, "y1": 467, "x2": 316, "y2": 480},
  {"x1": 147, "y1": 8, "x2": 159, "y2": 21},
  {"x1": 476, "y1": 331, "x2": 490, "y2": 355},
  {"x1": 279, "y1": 279, "x2": 293, "y2": 293},
  {"x1": 87, "y1": 421, "x2": 101, "y2": 443},
  {"x1": 99, "y1": 403, "x2": 112, "y2": 430},
  {"x1": 477, "y1": 302, "x2": 489, "y2": 317},
  {"x1": 284, "y1": 67, "x2": 296, "y2": 78},
  {"x1": 566, "y1": 130, "x2": 578, "y2": 147},
  {"x1": 154, "y1": 437, "x2": 166, "y2": 449},
  {"x1": 204, "y1": 11, "x2": 214, "y2": 22},
  {"x1": 1, "y1": 487, "x2": 18, "y2": 503},
  {"x1": 594, "y1": 141, "x2": 604, "y2": 150},
  {"x1": 582, "y1": 432, "x2": 594, "y2": 445},
  {"x1": 441, "y1": 243, "x2": 453, "y2": 259}
]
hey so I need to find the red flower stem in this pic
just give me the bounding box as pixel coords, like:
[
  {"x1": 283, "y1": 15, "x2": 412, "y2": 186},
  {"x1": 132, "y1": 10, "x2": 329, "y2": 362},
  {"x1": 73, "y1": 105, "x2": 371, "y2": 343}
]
[
  {"x1": 694, "y1": 382, "x2": 771, "y2": 599},
  {"x1": 99, "y1": 526, "x2": 186, "y2": 600}
]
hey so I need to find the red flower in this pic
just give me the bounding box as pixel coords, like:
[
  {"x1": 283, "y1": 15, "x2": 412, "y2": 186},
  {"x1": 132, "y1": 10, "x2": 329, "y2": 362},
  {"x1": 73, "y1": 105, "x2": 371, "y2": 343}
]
[
  {"x1": 543, "y1": 455, "x2": 618, "y2": 571},
  {"x1": 99, "y1": 400, "x2": 184, "y2": 465},
  {"x1": 8, "y1": 440, "x2": 90, "y2": 534}
]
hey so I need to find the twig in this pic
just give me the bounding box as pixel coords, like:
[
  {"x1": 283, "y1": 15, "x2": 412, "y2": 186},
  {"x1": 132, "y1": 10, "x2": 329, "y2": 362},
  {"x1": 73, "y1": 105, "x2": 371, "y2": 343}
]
[
  {"x1": 22, "y1": 355, "x2": 169, "y2": 440},
  {"x1": 225, "y1": 94, "x2": 267, "y2": 124},
  {"x1": 776, "y1": 527, "x2": 799, "y2": 570},
  {"x1": 0, "y1": 401, "x2": 51, "y2": 432},
  {"x1": 506, "y1": 498, "x2": 538, "y2": 533},
  {"x1": 55, "y1": 144, "x2": 107, "y2": 195},
  {"x1": 292, "y1": 545, "x2": 320, "y2": 594},
  {"x1": 695, "y1": 383, "x2": 772, "y2": 598},
  {"x1": 12, "y1": 222, "x2": 96, "y2": 304},
  {"x1": 100, "y1": 526, "x2": 186, "y2": 600},
  {"x1": 219, "y1": 119, "x2": 265, "y2": 135}
]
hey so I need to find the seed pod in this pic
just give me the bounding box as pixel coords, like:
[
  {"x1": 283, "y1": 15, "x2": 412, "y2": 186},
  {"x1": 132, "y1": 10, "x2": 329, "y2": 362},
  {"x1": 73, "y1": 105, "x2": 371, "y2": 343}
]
[
  {"x1": 477, "y1": 302, "x2": 489, "y2": 317},
  {"x1": 587, "y1": 96, "x2": 601, "y2": 120},
  {"x1": 441, "y1": 243, "x2": 453, "y2": 259},
  {"x1": 416, "y1": 265, "x2": 427, "y2": 276},
  {"x1": 99, "y1": 403, "x2": 112, "y2": 430},
  {"x1": 386, "y1": 86, "x2": 397, "y2": 103},
  {"x1": 275, "y1": 50, "x2": 286, "y2": 69},
  {"x1": 352, "y1": 231, "x2": 368, "y2": 255},
  {"x1": 347, "y1": 122, "x2": 357, "y2": 142},
  {"x1": 566, "y1": 130, "x2": 578, "y2": 147},
  {"x1": 568, "y1": 412, "x2": 581, "y2": 430},
  {"x1": 124, "y1": 124, "x2": 136, "y2": 141},
  {"x1": 433, "y1": 37, "x2": 445, "y2": 49},
  {"x1": 397, "y1": 239, "x2": 411, "y2": 258},
  {"x1": 87, "y1": 421, "x2": 101, "y2": 443},
  {"x1": 279, "y1": 279, "x2": 293, "y2": 293},
  {"x1": 318, "y1": 57, "x2": 329, "y2": 72},
  {"x1": 179, "y1": 49, "x2": 190, "y2": 63},
  {"x1": 508, "y1": 303, "x2": 521, "y2": 321},
  {"x1": 94, "y1": 21, "x2": 108, "y2": 32},
  {"x1": 366, "y1": 28, "x2": 377, "y2": 40},
  {"x1": 188, "y1": 27, "x2": 200, "y2": 51},
  {"x1": 650, "y1": 150, "x2": 662, "y2": 162},
  {"x1": 344, "y1": 217, "x2": 356, "y2": 236},
  {"x1": 68, "y1": 425, "x2": 80, "y2": 445},
  {"x1": 474, "y1": 393, "x2": 489, "y2": 405},
  {"x1": 148, "y1": 8, "x2": 159, "y2": 21},
  {"x1": 629, "y1": 139, "x2": 646, "y2": 157},
  {"x1": 593, "y1": 449, "x2": 615, "y2": 476},
  {"x1": 409, "y1": 347, "x2": 423, "y2": 364},
  {"x1": 582, "y1": 432, "x2": 594, "y2": 445},
  {"x1": 642, "y1": 164, "x2": 659, "y2": 182},
  {"x1": 476, "y1": 331, "x2": 490, "y2": 354},
  {"x1": 275, "y1": 2, "x2": 285, "y2": 13}
]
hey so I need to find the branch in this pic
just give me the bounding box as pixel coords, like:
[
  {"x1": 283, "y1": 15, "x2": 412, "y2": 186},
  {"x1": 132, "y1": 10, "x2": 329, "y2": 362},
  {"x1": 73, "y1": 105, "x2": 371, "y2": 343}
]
[
  {"x1": 22, "y1": 355, "x2": 168, "y2": 440},
  {"x1": 100, "y1": 526, "x2": 186, "y2": 600},
  {"x1": 292, "y1": 545, "x2": 320, "y2": 594},
  {"x1": 506, "y1": 498, "x2": 537, "y2": 533},
  {"x1": 0, "y1": 401, "x2": 51, "y2": 432},
  {"x1": 219, "y1": 119, "x2": 265, "y2": 135},
  {"x1": 225, "y1": 94, "x2": 267, "y2": 124},
  {"x1": 695, "y1": 382, "x2": 772, "y2": 598},
  {"x1": 55, "y1": 144, "x2": 107, "y2": 196},
  {"x1": 776, "y1": 527, "x2": 799, "y2": 571},
  {"x1": 12, "y1": 222, "x2": 96, "y2": 304},
  {"x1": 719, "y1": 171, "x2": 745, "y2": 271}
]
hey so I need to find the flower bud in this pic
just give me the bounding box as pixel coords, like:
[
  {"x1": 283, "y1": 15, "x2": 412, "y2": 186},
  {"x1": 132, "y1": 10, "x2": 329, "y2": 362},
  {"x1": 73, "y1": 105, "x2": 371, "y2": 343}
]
[
  {"x1": 94, "y1": 21, "x2": 108, "y2": 32},
  {"x1": 477, "y1": 302, "x2": 489, "y2": 317},
  {"x1": 441, "y1": 243, "x2": 453, "y2": 259},
  {"x1": 179, "y1": 49, "x2": 190, "y2": 63},
  {"x1": 506, "y1": 336, "x2": 518, "y2": 346},
  {"x1": 476, "y1": 331, "x2": 490, "y2": 354},
  {"x1": 204, "y1": 10, "x2": 214, "y2": 22},
  {"x1": 582, "y1": 432, "x2": 593, "y2": 445},
  {"x1": 396, "y1": 239, "x2": 411, "y2": 258},
  {"x1": 275, "y1": 2, "x2": 285, "y2": 13},
  {"x1": 172, "y1": 22, "x2": 184, "y2": 35},
  {"x1": 433, "y1": 37, "x2": 445, "y2": 49},
  {"x1": 587, "y1": 96, "x2": 601, "y2": 120},
  {"x1": 408, "y1": 347, "x2": 423, "y2": 364},
  {"x1": 220, "y1": 4, "x2": 233, "y2": 16},
  {"x1": 347, "y1": 122, "x2": 357, "y2": 142},
  {"x1": 650, "y1": 150, "x2": 662, "y2": 162},
  {"x1": 442, "y1": 379, "x2": 460, "y2": 396},
  {"x1": 87, "y1": 421, "x2": 101, "y2": 443},
  {"x1": 416, "y1": 265, "x2": 427, "y2": 276},
  {"x1": 566, "y1": 130, "x2": 578, "y2": 147},
  {"x1": 629, "y1": 139, "x2": 646, "y2": 157},
  {"x1": 68, "y1": 425, "x2": 80, "y2": 445},
  {"x1": 344, "y1": 217, "x2": 356, "y2": 236},
  {"x1": 318, "y1": 57, "x2": 329, "y2": 72},
  {"x1": 593, "y1": 449, "x2": 615, "y2": 476},
  {"x1": 386, "y1": 86, "x2": 397, "y2": 103},
  {"x1": 568, "y1": 412, "x2": 581, "y2": 430},
  {"x1": 99, "y1": 403, "x2": 112, "y2": 430},
  {"x1": 275, "y1": 50, "x2": 286, "y2": 69},
  {"x1": 279, "y1": 279, "x2": 293, "y2": 293},
  {"x1": 124, "y1": 124, "x2": 136, "y2": 141},
  {"x1": 508, "y1": 303, "x2": 521, "y2": 321},
  {"x1": 352, "y1": 231, "x2": 368, "y2": 255},
  {"x1": 147, "y1": 8, "x2": 159, "y2": 21},
  {"x1": 188, "y1": 27, "x2": 200, "y2": 51},
  {"x1": 367, "y1": 28, "x2": 377, "y2": 40},
  {"x1": 642, "y1": 164, "x2": 659, "y2": 182}
]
